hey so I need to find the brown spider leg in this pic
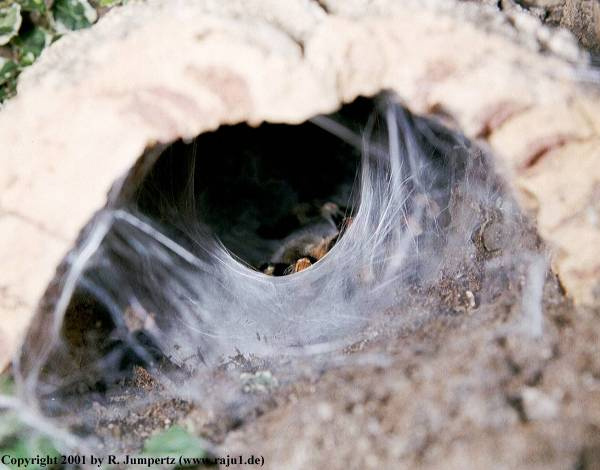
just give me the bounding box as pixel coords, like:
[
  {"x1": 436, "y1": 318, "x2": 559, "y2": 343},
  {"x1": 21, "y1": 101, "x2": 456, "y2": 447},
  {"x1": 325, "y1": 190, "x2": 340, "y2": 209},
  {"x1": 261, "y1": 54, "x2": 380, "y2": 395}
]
[
  {"x1": 338, "y1": 216, "x2": 353, "y2": 235},
  {"x1": 260, "y1": 262, "x2": 288, "y2": 276},
  {"x1": 294, "y1": 257, "x2": 313, "y2": 272},
  {"x1": 309, "y1": 236, "x2": 337, "y2": 261},
  {"x1": 283, "y1": 257, "x2": 313, "y2": 275},
  {"x1": 321, "y1": 201, "x2": 348, "y2": 229}
]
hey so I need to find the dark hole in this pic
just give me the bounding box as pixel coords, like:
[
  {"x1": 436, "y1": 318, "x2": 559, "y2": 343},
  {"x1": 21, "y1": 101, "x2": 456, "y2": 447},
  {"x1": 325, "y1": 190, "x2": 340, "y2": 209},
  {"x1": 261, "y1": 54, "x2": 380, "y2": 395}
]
[{"x1": 133, "y1": 100, "x2": 372, "y2": 268}]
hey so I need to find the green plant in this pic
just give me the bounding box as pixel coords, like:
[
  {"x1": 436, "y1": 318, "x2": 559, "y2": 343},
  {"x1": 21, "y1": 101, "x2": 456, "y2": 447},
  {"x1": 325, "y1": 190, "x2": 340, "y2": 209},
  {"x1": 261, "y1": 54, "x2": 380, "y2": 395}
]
[
  {"x1": 0, "y1": 0, "x2": 125, "y2": 103},
  {"x1": 0, "y1": 375, "x2": 61, "y2": 470},
  {"x1": 143, "y1": 425, "x2": 209, "y2": 459}
]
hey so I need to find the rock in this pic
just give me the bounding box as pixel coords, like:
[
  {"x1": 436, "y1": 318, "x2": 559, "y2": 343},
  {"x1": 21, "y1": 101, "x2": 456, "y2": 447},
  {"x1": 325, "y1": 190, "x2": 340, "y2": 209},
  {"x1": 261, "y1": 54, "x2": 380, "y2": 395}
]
[{"x1": 521, "y1": 387, "x2": 559, "y2": 420}]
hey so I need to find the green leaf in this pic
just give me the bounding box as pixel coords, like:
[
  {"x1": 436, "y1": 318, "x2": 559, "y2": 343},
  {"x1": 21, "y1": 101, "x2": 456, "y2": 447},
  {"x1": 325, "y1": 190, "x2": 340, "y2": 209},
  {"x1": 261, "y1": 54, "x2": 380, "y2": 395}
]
[
  {"x1": 2, "y1": 434, "x2": 60, "y2": 470},
  {"x1": 0, "y1": 413, "x2": 21, "y2": 442},
  {"x1": 17, "y1": 0, "x2": 46, "y2": 14},
  {"x1": 0, "y1": 374, "x2": 15, "y2": 394},
  {"x1": 15, "y1": 26, "x2": 52, "y2": 65},
  {"x1": 0, "y1": 82, "x2": 16, "y2": 102},
  {"x1": 0, "y1": 3, "x2": 22, "y2": 46},
  {"x1": 143, "y1": 426, "x2": 208, "y2": 459},
  {"x1": 99, "y1": 0, "x2": 122, "y2": 6},
  {"x1": 0, "y1": 57, "x2": 19, "y2": 86},
  {"x1": 52, "y1": 0, "x2": 97, "y2": 32},
  {"x1": 0, "y1": 58, "x2": 19, "y2": 103}
]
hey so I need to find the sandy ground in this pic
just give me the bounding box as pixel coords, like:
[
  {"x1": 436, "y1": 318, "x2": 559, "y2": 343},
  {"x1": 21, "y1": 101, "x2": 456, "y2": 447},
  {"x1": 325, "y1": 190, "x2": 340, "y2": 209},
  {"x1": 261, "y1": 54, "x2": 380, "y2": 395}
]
[
  {"x1": 219, "y1": 289, "x2": 600, "y2": 469},
  {"x1": 79, "y1": 259, "x2": 600, "y2": 469}
]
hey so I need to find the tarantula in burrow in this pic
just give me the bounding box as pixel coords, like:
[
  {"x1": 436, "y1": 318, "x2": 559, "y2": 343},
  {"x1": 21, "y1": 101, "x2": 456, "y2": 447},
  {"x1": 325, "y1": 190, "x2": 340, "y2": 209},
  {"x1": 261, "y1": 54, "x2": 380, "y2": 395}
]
[{"x1": 259, "y1": 202, "x2": 353, "y2": 276}]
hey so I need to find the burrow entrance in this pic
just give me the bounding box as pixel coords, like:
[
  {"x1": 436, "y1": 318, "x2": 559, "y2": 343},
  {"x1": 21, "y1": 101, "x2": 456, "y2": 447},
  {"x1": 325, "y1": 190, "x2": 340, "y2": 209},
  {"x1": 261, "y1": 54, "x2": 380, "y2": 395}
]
[{"x1": 18, "y1": 93, "x2": 552, "y2": 452}]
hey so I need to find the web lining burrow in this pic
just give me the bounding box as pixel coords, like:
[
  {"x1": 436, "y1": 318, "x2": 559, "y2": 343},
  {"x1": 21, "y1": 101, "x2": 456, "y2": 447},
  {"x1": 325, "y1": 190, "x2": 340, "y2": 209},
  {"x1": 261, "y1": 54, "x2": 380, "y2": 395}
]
[{"x1": 11, "y1": 92, "x2": 548, "y2": 451}]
